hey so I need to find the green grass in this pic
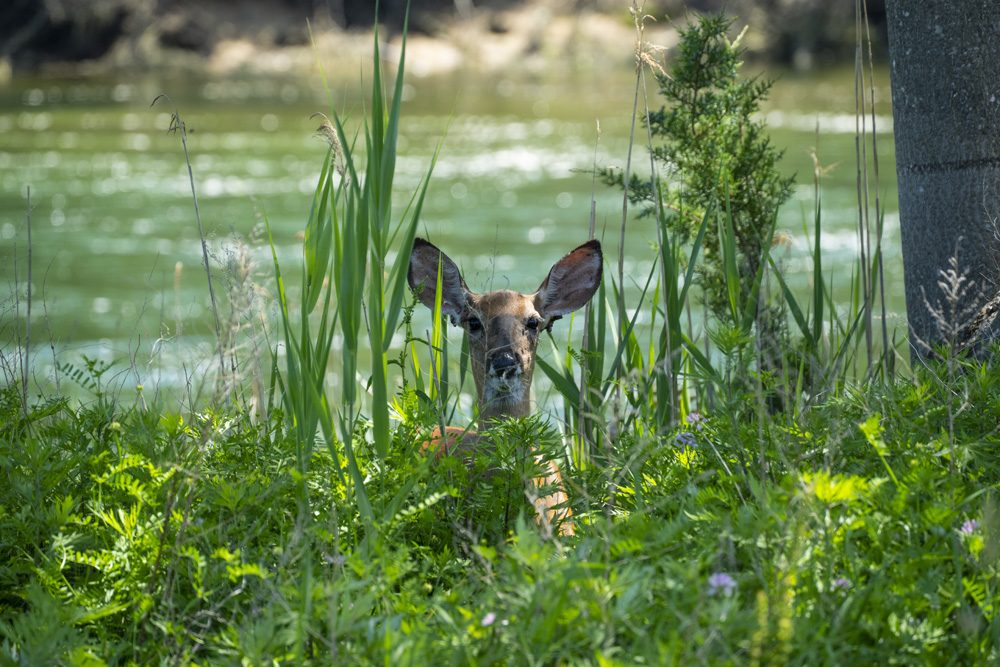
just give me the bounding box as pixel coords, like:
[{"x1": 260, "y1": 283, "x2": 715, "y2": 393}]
[
  {"x1": 2, "y1": 8, "x2": 999, "y2": 666},
  {"x1": 1, "y1": 353, "x2": 999, "y2": 663}
]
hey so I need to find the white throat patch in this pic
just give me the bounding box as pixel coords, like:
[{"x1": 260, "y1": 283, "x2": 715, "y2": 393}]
[{"x1": 483, "y1": 373, "x2": 526, "y2": 409}]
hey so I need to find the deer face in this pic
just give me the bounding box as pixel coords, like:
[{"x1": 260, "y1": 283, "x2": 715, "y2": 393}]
[{"x1": 408, "y1": 238, "x2": 603, "y2": 421}]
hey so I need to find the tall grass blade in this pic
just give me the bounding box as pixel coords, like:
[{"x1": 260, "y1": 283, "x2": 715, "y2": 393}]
[
  {"x1": 811, "y1": 182, "x2": 825, "y2": 349},
  {"x1": 719, "y1": 183, "x2": 741, "y2": 324}
]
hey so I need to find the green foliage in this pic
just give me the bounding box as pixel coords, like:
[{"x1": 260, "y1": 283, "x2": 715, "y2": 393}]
[
  {"x1": 265, "y1": 13, "x2": 435, "y2": 544},
  {"x1": 548, "y1": 12, "x2": 876, "y2": 444},
  {"x1": 2, "y1": 351, "x2": 999, "y2": 663},
  {"x1": 606, "y1": 14, "x2": 794, "y2": 319}
]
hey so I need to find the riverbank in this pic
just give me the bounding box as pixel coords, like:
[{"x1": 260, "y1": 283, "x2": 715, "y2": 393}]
[{"x1": 2, "y1": 0, "x2": 885, "y2": 78}]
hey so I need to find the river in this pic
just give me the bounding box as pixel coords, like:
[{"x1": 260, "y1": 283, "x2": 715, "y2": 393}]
[{"x1": 0, "y1": 59, "x2": 898, "y2": 398}]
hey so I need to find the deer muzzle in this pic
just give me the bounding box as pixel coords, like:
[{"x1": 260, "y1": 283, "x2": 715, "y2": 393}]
[{"x1": 488, "y1": 351, "x2": 521, "y2": 380}]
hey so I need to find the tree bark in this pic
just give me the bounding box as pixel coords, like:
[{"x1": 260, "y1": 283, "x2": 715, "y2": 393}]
[{"x1": 885, "y1": 0, "x2": 1000, "y2": 353}]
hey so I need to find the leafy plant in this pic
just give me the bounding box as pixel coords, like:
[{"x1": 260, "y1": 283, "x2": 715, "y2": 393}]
[
  {"x1": 265, "y1": 12, "x2": 435, "y2": 544},
  {"x1": 605, "y1": 13, "x2": 793, "y2": 321}
]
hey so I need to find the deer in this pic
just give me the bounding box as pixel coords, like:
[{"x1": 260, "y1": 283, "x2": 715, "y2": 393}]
[{"x1": 407, "y1": 237, "x2": 603, "y2": 538}]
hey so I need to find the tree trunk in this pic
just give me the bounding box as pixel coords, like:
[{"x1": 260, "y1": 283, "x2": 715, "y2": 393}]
[{"x1": 885, "y1": 0, "x2": 1000, "y2": 353}]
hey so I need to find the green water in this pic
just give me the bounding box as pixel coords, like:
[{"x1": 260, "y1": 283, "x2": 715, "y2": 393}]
[{"x1": 0, "y1": 62, "x2": 898, "y2": 394}]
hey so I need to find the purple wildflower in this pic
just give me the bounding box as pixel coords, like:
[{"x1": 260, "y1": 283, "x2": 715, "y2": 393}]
[
  {"x1": 959, "y1": 519, "x2": 979, "y2": 536},
  {"x1": 686, "y1": 412, "x2": 705, "y2": 430},
  {"x1": 481, "y1": 612, "x2": 497, "y2": 627},
  {"x1": 832, "y1": 577, "x2": 851, "y2": 590},
  {"x1": 674, "y1": 431, "x2": 698, "y2": 448},
  {"x1": 707, "y1": 572, "x2": 737, "y2": 596}
]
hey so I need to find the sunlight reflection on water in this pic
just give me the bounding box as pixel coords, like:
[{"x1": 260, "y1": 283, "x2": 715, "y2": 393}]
[{"x1": 0, "y1": 64, "x2": 901, "y2": 398}]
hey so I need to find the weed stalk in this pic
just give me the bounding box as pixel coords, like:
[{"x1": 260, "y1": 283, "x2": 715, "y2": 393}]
[{"x1": 153, "y1": 96, "x2": 228, "y2": 395}]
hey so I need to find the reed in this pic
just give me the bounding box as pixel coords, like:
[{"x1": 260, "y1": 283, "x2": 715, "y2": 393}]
[{"x1": 265, "y1": 11, "x2": 436, "y2": 538}]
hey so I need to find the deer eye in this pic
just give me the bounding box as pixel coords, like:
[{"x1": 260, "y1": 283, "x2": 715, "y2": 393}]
[
  {"x1": 526, "y1": 316, "x2": 540, "y2": 332},
  {"x1": 465, "y1": 317, "x2": 483, "y2": 334}
]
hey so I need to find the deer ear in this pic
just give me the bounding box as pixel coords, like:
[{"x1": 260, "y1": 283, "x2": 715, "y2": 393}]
[
  {"x1": 408, "y1": 238, "x2": 469, "y2": 322},
  {"x1": 534, "y1": 239, "x2": 602, "y2": 318}
]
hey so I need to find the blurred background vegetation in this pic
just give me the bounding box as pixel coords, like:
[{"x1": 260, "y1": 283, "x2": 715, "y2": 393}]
[{"x1": 2, "y1": 0, "x2": 885, "y2": 72}]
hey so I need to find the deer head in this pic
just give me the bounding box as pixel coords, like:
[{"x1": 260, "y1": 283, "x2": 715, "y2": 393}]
[{"x1": 408, "y1": 237, "x2": 602, "y2": 425}]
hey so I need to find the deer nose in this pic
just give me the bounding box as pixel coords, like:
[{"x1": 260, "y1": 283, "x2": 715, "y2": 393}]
[{"x1": 490, "y1": 352, "x2": 520, "y2": 379}]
